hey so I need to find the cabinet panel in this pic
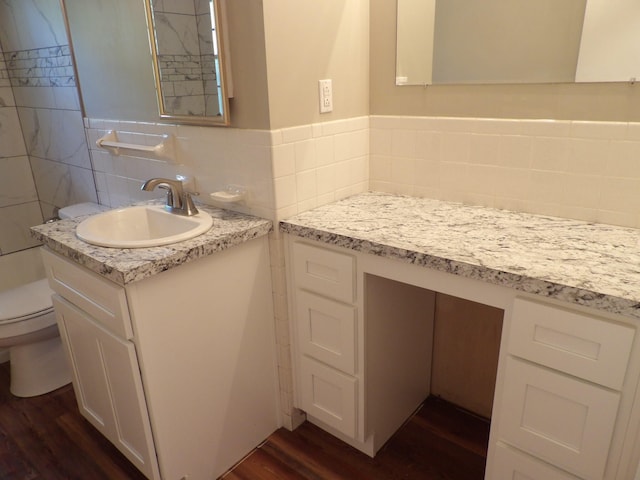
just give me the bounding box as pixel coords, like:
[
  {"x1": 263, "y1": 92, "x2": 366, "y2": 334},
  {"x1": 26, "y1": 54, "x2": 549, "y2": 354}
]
[
  {"x1": 299, "y1": 356, "x2": 357, "y2": 438},
  {"x1": 43, "y1": 249, "x2": 132, "y2": 339},
  {"x1": 510, "y1": 297, "x2": 634, "y2": 390},
  {"x1": 497, "y1": 357, "x2": 620, "y2": 480},
  {"x1": 489, "y1": 443, "x2": 581, "y2": 480},
  {"x1": 293, "y1": 242, "x2": 355, "y2": 303},
  {"x1": 53, "y1": 295, "x2": 158, "y2": 480},
  {"x1": 296, "y1": 290, "x2": 357, "y2": 374}
]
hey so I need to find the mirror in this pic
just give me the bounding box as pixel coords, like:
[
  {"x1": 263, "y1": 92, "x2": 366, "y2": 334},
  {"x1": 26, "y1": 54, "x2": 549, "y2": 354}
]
[
  {"x1": 396, "y1": 0, "x2": 640, "y2": 86},
  {"x1": 61, "y1": 0, "x2": 229, "y2": 125},
  {"x1": 145, "y1": 0, "x2": 230, "y2": 125}
]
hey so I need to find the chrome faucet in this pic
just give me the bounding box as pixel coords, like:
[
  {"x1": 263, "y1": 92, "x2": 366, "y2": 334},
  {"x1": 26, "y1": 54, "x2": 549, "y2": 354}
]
[{"x1": 141, "y1": 178, "x2": 199, "y2": 216}]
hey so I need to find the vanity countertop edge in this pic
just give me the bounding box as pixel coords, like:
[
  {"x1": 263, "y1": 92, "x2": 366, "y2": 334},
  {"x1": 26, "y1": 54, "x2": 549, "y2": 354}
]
[
  {"x1": 31, "y1": 203, "x2": 273, "y2": 286},
  {"x1": 279, "y1": 191, "x2": 640, "y2": 320}
]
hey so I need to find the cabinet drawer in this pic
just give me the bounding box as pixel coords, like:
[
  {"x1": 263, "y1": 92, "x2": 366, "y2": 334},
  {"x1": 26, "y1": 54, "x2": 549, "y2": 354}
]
[
  {"x1": 299, "y1": 356, "x2": 357, "y2": 439},
  {"x1": 489, "y1": 443, "x2": 581, "y2": 480},
  {"x1": 296, "y1": 291, "x2": 357, "y2": 374},
  {"x1": 292, "y1": 242, "x2": 355, "y2": 303},
  {"x1": 42, "y1": 249, "x2": 132, "y2": 339},
  {"x1": 509, "y1": 297, "x2": 634, "y2": 390},
  {"x1": 497, "y1": 357, "x2": 619, "y2": 480}
]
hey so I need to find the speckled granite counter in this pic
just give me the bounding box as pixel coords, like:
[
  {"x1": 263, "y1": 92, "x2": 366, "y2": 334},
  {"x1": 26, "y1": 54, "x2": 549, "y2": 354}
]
[
  {"x1": 31, "y1": 203, "x2": 272, "y2": 285},
  {"x1": 280, "y1": 192, "x2": 640, "y2": 320}
]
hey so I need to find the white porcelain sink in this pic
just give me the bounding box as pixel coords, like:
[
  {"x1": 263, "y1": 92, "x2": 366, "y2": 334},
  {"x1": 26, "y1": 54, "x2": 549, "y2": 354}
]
[{"x1": 76, "y1": 205, "x2": 213, "y2": 248}]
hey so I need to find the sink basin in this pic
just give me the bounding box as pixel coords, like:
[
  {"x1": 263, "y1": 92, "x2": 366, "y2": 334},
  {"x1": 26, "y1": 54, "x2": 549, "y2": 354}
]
[{"x1": 76, "y1": 205, "x2": 214, "y2": 248}]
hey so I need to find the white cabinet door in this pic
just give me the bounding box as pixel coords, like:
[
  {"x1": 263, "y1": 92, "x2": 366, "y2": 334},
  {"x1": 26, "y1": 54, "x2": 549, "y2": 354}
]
[
  {"x1": 497, "y1": 357, "x2": 620, "y2": 480},
  {"x1": 53, "y1": 295, "x2": 159, "y2": 480}
]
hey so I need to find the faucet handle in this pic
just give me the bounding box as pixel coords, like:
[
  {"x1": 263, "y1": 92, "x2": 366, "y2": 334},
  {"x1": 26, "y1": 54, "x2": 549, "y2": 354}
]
[{"x1": 181, "y1": 191, "x2": 199, "y2": 216}]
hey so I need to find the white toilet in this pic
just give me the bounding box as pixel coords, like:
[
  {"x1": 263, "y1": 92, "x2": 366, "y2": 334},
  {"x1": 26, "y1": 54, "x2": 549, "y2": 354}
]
[{"x1": 0, "y1": 202, "x2": 108, "y2": 397}]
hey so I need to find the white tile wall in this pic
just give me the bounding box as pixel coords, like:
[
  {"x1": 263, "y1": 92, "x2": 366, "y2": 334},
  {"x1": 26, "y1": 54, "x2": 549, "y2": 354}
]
[
  {"x1": 371, "y1": 115, "x2": 640, "y2": 229},
  {"x1": 271, "y1": 116, "x2": 369, "y2": 220}
]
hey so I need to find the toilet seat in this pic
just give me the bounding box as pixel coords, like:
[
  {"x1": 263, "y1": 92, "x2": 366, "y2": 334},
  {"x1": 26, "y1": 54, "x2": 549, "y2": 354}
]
[{"x1": 0, "y1": 279, "x2": 55, "y2": 337}]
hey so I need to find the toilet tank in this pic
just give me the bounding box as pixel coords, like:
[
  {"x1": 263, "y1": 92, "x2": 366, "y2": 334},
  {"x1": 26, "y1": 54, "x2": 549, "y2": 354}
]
[{"x1": 58, "y1": 202, "x2": 109, "y2": 219}]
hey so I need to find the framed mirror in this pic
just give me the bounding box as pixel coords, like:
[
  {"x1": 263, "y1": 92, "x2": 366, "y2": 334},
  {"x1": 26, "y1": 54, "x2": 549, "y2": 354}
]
[
  {"x1": 145, "y1": 0, "x2": 230, "y2": 125},
  {"x1": 61, "y1": 0, "x2": 230, "y2": 126},
  {"x1": 396, "y1": 0, "x2": 640, "y2": 86}
]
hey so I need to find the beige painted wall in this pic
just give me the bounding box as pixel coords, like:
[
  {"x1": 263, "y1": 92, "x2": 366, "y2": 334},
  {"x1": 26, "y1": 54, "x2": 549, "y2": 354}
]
[
  {"x1": 370, "y1": 0, "x2": 640, "y2": 122},
  {"x1": 262, "y1": 0, "x2": 369, "y2": 129},
  {"x1": 225, "y1": 0, "x2": 271, "y2": 129}
]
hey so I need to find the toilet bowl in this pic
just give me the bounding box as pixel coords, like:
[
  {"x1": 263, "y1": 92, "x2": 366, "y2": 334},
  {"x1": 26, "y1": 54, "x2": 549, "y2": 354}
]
[
  {"x1": 0, "y1": 279, "x2": 69, "y2": 397},
  {"x1": 0, "y1": 202, "x2": 108, "y2": 397}
]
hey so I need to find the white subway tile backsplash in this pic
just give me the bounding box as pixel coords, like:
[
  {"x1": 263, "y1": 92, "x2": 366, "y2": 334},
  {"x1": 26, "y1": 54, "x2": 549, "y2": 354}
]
[
  {"x1": 369, "y1": 115, "x2": 640, "y2": 228},
  {"x1": 281, "y1": 124, "x2": 313, "y2": 143},
  {"x1": 294, "y1": 139, "x2": 317, "y2": 172},
  {"x1": 391, "y1": 129, "x2": 417, "y2": 158},
  {"x1": 271, "y1": 143, "x2": 296, "y2": 178},
  {"x1": 530, "y1": 137, "x2": 570, "y2": 171},
  {"x1": 570, "y1": 121, "x2": 628, "y2": 140}
]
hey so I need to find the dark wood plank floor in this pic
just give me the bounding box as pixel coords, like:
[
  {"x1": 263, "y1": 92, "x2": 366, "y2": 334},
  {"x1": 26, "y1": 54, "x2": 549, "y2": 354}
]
[
  {"x1": 0, "y1": 360, "x2": 489, "y2": 479},
  {"x1": 225, "y1": 396, "x2": 489, "y2": 480},
  {"x1": 0, "y1": 361, "x2": 147, "y2": 480}
]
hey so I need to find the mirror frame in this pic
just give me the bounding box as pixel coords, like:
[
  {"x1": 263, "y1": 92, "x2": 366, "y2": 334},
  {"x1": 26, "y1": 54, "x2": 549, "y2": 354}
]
[{"x1": 144, "y1": 0, "x2": 230, "y2": 126}]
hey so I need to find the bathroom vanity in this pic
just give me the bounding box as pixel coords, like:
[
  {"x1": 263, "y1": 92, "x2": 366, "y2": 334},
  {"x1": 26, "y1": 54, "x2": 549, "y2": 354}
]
[
  {"x1": 31, "y1": 204, "x2": 280, "y2": 480},
  {"x1": 280, "y1": 192, "x2": 640, "y2": 480}
]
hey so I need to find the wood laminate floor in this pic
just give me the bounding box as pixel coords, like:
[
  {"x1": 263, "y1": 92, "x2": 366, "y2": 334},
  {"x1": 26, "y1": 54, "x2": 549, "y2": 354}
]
[{"x1": 0, "y1": 361, "x2": 489, "y2": 479}]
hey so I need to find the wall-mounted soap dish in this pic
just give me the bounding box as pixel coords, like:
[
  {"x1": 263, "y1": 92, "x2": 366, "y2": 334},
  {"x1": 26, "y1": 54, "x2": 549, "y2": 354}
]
[{"x1": 210, "y1": 186, "x2": 246, "y2": 204}]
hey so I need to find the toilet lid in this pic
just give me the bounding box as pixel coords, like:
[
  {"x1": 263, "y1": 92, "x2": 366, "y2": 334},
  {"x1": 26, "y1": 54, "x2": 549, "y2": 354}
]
[{"x1": 0, "y1": 279, "x2": 54, "y2": 323}]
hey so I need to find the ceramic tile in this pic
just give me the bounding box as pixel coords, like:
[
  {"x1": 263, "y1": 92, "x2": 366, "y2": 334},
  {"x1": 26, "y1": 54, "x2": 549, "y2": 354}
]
[
  {"x1": 18, "y1": 107, "x2": 90, "y2": 168},
  {"x1": 0, "y1": 108, "x2": 27, "y2": 157},
  {"x1": 0, "y1": 202, "x2": 43, "y2": 254},
  {"x1": 0, "y1": 156, "x2": 38, "y2": 207}
]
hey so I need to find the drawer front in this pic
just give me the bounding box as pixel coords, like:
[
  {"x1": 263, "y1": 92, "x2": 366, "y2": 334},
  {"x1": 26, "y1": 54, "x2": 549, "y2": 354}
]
[
  {"x1": 497, "y1": 357, "x2": 619, "y2": 480},
  {"x1": 296, "y1": 291, "x2": 357, "y2": 374},
  {"x1": 293, "y1": 242, "x2": 355, "y2": 303},
  {"x1": 489, "y1": 443, "x2": 581, "y2": 480},
  {"x1": 509, "y1": 297, "x2": 634, "y2": 390},
  {"x1": 299, "y1": 356, "x2": 357, "y2": 439},
  {"x1": 42, "y1": 249, "x2": 132, "y2": 339}
]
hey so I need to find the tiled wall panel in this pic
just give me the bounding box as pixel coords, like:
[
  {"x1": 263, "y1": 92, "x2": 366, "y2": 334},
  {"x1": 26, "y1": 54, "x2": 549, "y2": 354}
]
[{"x1": 370, "y1": 116, "x2": 640, "y2": 229}]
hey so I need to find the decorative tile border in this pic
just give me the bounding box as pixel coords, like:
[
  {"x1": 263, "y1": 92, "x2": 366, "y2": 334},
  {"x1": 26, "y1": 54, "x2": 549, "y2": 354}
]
[{"x1": 3, "y1": 46, "x2": 75, "y2": 88}]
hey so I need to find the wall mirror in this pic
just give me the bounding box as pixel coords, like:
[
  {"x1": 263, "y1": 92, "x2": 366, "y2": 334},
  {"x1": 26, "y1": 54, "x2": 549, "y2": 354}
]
[
  {"x1": 396, "y1": 0, "x2": 640, "y2": 86},
  {"x1": 146, "y1": 0, "x2": 230, "y2": 125},
  {"x1": 61, "y1": 0, "x2": 230, "y2": 125}
]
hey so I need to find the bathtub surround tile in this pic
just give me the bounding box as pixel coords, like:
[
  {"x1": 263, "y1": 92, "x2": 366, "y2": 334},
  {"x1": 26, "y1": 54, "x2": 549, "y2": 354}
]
[
  {"x1": 0, "y1": 87, "x2": 15, "y2": 107},
  {"x1": 18, "y1": 107, "x2": 91, "y2": 168},
  {"x1": 3, "y1": 46, "x2": 75, "y2": 88},
  {"x1": 0, "y1": 202, "x2": 43, "y2": 254},
  {"x1": 30, "y1": 157, "x2": 98, "y2": 211},
  {"x1": 0, "y1": 0, "x2": 67, "y2": 52},
  {"x1": 0, "y1": 156, "x2": 39, "y2": 207},
  {"x1": 11, "y1": 85, "x2": 80, "y2": 110},
  {"x1": 0, "y1": 108, "x2": 28, "y2": 157}
]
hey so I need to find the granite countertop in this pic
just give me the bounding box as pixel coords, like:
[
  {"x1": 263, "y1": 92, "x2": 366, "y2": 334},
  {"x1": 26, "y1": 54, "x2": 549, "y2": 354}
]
[
  {"x1": 280, "y1": 192, "x2": 640, "y2": 320},
  {"x1": 31, "y1": 203, "x2": 272, "y2": 286}
]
